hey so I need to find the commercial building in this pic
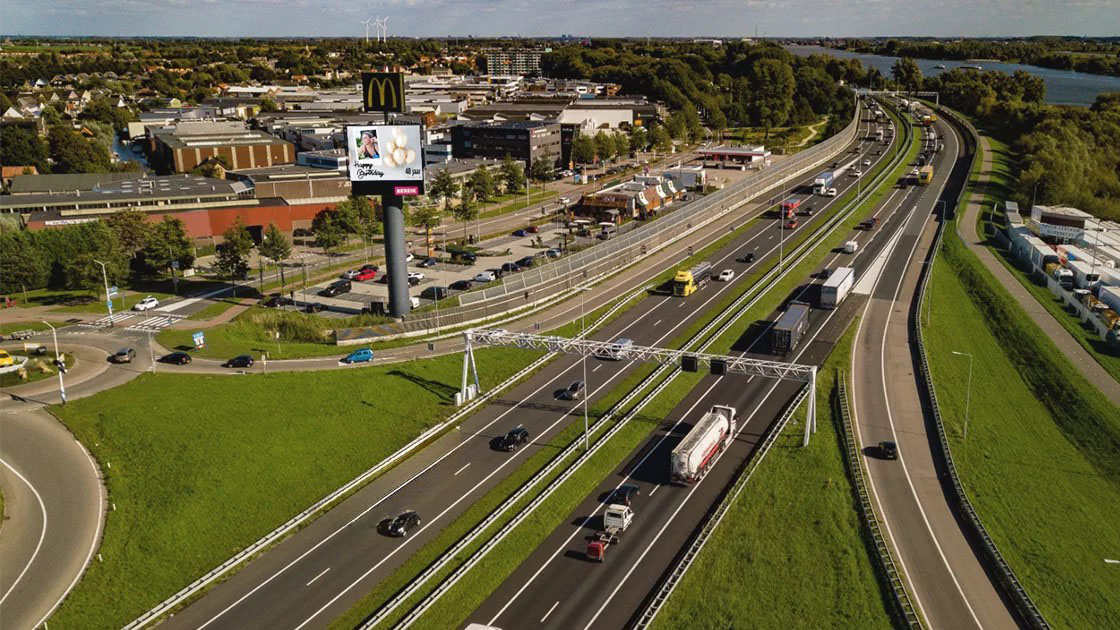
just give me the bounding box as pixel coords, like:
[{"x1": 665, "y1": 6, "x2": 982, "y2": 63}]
[
  {"x1": 697, "y1": 145, "x2": 771, "y2": 166},
  {"x1": 450, "y1": 120, "x2": 562, "y2": 168},
  {"x1": 576, "y1": 177, "x2": 681, "y2": 222},
  {"x1": 224, "y1": 163, "x2": 350, "y2": 204},
  {"x1": 0, "y1": 175, "x2": 253, "y2": 217},
  {"x1": 150, "y1": 121, "x2": 295, "y2": 174},
  {"x1": 483, "y1": 49, "x2": 544, "y2": 76}
]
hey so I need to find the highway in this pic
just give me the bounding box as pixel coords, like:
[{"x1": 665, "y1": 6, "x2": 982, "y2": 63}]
[
  {"x1": 849, "y1": 112, "x2": 1020, "y2": 628},
  {"x1": 158, "y1": 109, "x2": 890, "y2": 629},
  {"x1": 468, "y1": 102, "x2": 933, "y2": 630}
]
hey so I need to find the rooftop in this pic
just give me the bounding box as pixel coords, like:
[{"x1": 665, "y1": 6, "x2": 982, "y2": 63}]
[
  {"x1": 8, "y1": 172, "x2": 141, "y2": 195},
  {"x1": 0, "y1": 175, "x2": 250, "y2": 210},
  {"x1": 1035, "y1": 204, "x2": 1094, "y2": 219}
]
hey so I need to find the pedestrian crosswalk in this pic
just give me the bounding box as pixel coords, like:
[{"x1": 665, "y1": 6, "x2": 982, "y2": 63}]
[
  {"x1": 77, "y1": 311, "x2": 186, "y2": 333},
  {"x1": 125, "y1": 314, "x2": 186, "y2": 333},
  {"x1": 80, "y1": 312, "x2": 137, "y2": 328}
]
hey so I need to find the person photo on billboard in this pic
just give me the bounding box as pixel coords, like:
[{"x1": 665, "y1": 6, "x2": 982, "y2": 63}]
[{"x1": 356, "y1": 130, "x2": 381, "y2": 162}]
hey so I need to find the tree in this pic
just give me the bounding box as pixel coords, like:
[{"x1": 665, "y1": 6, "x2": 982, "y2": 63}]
[
  {"x1": 48, "y1": 125, "x2": 113, "y2": 174},
  {"x1": 500, "y1": 154, "x2": 526, "y2": 194},
  {"x1": 0, "y1": 126, "x2": 50, "y2": 173},
  {"x1": 312, "y1": 210, "x2": 345, "y2": 256},
  {"x1": 571, "y1": 133, "x2": 596, "y2": 166},
  {"x1": 629, "y1": 126, "x2": 649, "y2": 154},
  {"x1": 667, "y1": 111, "x2": 689, "y2": 141},
  {"x1": 0, "y1": 232, "x2": 49, "y2": 297},
  {"x1": 428, "y1": 168, "x2": 459, "y2": 215},
  {"x1": 63, "y1": 251, "x2": 127, "y2": 294},
  {"x1": 708, "y1": 109, "x2": 728, "y2": 143},
  {"x1": 452, "y1": 192, "x2": 478, "y2": 243},
  {"x1": 594, "y1": 131, "x2": 615, "y2": 163},
  {"x1": 650, "y1": 125, "x2": 673, "y2": 155},
  {"x1": 259, "y1": 96, "x2": 279, "y2": 113},
  {"x1": 215, "y1": 217, "x2": 253, "y2": 282},
  {"x1": 409, "y1": 204, "x2": 443, "y2": 257},
  {"x1": 259, "y1": 222, "x2": 292, "y2": 289},
  {"x1": 467, "y1": 167, "x2": 496, "y2": 203},
  {"x1": 189, "y1": 155, "x2": 230, "y2": 178},
  {"x1": 105, "y1": 210, "x2": 151, "y2": 266},
  {"x1": 142, "y1": 216, "x2": 194, "y2": 275},
  {"x1": 751, "y1": 58, "x2": 796, "y2": 142},
  {"x1": 611, "y1": 133, "x2": 631, "y2": 160},
  {"x1": 892, "y1": 57, "x2": 923, "y2": 92},
  {"x1": 530, "y1": 151, "x2": 555, "y2": 184}
]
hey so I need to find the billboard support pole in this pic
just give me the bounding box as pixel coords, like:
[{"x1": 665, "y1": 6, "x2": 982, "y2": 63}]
[{"x1": 383, "y1": 193, "x2": 411, "y2": 318}]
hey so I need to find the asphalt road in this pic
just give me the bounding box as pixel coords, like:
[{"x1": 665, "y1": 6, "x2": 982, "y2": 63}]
[
  {"x1": 160, "y1": 115, "x2": 889, "y2": 629},
  {"x1": 470, "y1": 109, "x2": 925, "y2": 630},
  {"x1": 849, "y1": 114, "x2": 1020, "y2": 628}
]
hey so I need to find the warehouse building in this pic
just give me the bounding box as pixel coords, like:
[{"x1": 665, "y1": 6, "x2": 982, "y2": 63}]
[{"x1": 150, "y1": 121, "x2": 295, "y2": 174}]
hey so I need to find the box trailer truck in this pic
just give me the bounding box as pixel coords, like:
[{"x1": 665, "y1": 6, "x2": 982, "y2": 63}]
[
  {"x1": 670, "y1": 405, "x2": 738, "y2": 484},
  {"x1": 821, "y1": 266, "x2": 855, "y2": 309},
  {"x1": 812, "y1": 171, "x2": 834, "y2": 195},
  {"x1": 772, "y1": 301, "x2": 811, "y2": 354}
]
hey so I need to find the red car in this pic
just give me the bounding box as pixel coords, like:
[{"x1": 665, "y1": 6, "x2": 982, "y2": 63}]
[
  {"x1": 526, "y1": 225, "x2": 541, "y2": 234},
  {"x1": 354, "y1": 269, "x2": 377, "y2": 282}
]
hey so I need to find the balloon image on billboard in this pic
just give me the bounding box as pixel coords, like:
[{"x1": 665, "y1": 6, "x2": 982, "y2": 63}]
[{"x1": 347, "y1": 124, "x2": 425, "y2": 196}]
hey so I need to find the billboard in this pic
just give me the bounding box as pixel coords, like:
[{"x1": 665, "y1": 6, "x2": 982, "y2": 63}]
[
  {"x1": 362, "y1": 72, "x2": 406, "y2": 113},
  {"x1": 347, "y1": 124, "x2": 425, "y2": 196}
]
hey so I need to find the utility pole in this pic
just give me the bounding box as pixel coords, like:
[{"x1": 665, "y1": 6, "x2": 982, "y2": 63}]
[{"x1": 94, "y1": 259, "x2": 114, "y2": 327}]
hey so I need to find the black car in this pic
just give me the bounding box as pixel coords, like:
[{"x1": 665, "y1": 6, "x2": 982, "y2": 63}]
[
  {"x1": 560, "y1": 380, "x2": 585, "y2": 401},
  {"x1": 879, "y1": 441, "x2": 899, "y2": 460},
  {"x1": 450, "y1": 250, "x2": 477, "y2": 264},
  {"x1": 819, "y1": 268, "x2": 832, "y2": 280},
  {"x1": 380, "y1": 510, "x2": 421, "y2": 537},
  {"x1": 736, "y1": 251, "x2": 756, "y2": 264},
  {"x1": 304, "y1": 302, "x2": 326, "y2": 313},
  {"x1": 162, "y1": 352, "x2": 192, "y2": 365},
  {"x1": 498, "y1": 426, "x2": 530, "y2": 452},
  {"x1": 449, "y1": 279, "x2": 473, "y2": 291},
  {"x1": 264, "y1": 295, "x2": 293, "y2": 308},
  {"x1": 408, "y1": 276, "x2": 421, "y2": 287},
  {"x1": 501, "y1": 262, "x2": 523, "y2": 274},
  {"x1": 223, "y1": 354, "x2": 254, "y2": 368},
  {"x1": 516, "y1": 256, "x2": 536, "y2": 269},
  {"x1": 609, "y1": 483, "x2": 641, "y2": 506},
  {"x1": 418, "y1": 258, "x2": 438, "y2": 268},
  {"x1": 420, "y1": 286, "x2": 449, "y2": 300},
  {"x1": 319, "y1": 280, "x2": 352, "y2": 297},
  {"x1": 487, "y1": 268, "x2": 505, "y2": 279},
  {"x1": 110, "y1": 347, "x2": 136, "y2": 363}
]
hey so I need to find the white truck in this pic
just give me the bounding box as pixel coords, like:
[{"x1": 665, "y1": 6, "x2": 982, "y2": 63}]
[
  {"x1": 670, "y1": 405, "x2": 738, "y2": 484},
  {"x1": 821, "y1": 266, "x2": 855, "y2": 309},
  {"x1": 1099, "y1": 285, "x2": 1120, "y2": 313},
  {"x1": 586, "y1": 504, "x2": 634, "y2": 562},
  {"x1": 844, "y1": 240, "x2": 859, "y2": 254}
]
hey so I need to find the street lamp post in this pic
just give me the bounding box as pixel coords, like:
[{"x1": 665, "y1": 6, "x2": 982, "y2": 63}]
[
  {"x1": 42, "y1": 321, "x2": 66, "y2": 404},
  {"x1": 951, "y1": 351, "x2": 973, "y2": 441},
  {"x1": 578, "y1": 284, "x2": 592, "y2": 451},
  {"x1": 93, "y1": 259, "x2": 114, "y2": 328}
]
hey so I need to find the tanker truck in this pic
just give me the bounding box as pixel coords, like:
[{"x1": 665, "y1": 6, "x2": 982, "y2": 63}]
[{"x1": 670, "y1": 405, "x2": 739, "y2": 483}]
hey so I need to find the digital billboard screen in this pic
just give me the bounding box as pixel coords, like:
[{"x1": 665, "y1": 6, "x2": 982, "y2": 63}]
[{"x1": 346, "y1": 124, "x2": 425, "y2": 196}]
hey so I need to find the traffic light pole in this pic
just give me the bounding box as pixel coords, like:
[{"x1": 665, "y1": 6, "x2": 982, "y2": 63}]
[{"x1": 42, "y1": 320, "x2": 66, "y2": 404}]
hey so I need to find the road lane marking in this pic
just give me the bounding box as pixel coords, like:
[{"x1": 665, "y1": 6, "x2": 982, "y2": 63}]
[
  {"x1": 648, "y1": 484, "x2": 660, "y2": 497},
  {"x1": 454, "y1": 463, "x2": 471, "y2": 476},
  {"x1": 592, "y1": 364, "x2": 602, "y2": 373},
  {"x1": 541, "y1": 601, "x2": 560, "y2": 623},
  {"x1": 654, "y1": 319, "x2": 662, "y2": 327},
  {"x1": 306, "y1": 568, "x2": 330, "y2": 586},
  {"x1": 0, "y1": 456, "x2": 48, "y2": 606}
]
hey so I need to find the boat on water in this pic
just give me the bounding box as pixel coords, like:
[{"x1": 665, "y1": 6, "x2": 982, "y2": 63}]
[
  {"x1": 934, "y1": 64, "x2": 947, "y2": 69},
  {"x1": 961, "y1": 64, "x2": 983, "y2": 70}
]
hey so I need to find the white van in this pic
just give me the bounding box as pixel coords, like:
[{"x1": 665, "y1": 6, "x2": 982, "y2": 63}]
[{"x1": 844, "y1": 241, "x2": 859, "y2": 254}]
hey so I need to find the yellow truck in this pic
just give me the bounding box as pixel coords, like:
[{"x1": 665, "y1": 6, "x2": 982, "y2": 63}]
[{"x1": 673, "y1": 261, "x2": 713, "y2": 297}]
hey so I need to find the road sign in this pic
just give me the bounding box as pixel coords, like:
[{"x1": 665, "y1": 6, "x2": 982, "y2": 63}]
[
  {"x1": 171, "y1": 260, "x2": 180, "y2": 270},
  {"x1": 108, "y1": 285, "x2": 119, "y2": 298},
  {"x1": 106, "y1": 300, "x2": 114, "y2": 310},
  {"x1": 192, "y1": 331, "x2": 205, "y2": 348}
]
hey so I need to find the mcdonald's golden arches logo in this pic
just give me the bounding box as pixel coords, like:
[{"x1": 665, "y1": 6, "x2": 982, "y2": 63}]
[{"x1": 362, "y1": 72, "x2": 405, "y2": 113}]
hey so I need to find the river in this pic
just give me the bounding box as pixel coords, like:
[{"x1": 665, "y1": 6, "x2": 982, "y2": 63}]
[
  {"x1": 786, "y1": 44, "x2": 1120, "y2": 107},
  {"x1": 111, "y1": 133, "x2": 150, "y2": 170}
]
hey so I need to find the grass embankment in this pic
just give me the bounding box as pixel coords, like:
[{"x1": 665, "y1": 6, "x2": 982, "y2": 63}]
[
  {"x1": 970, "y1": 132, "x2": 1120, "y2": 383},
  {"x1": 45, "y1": 346, "x2": 539, "y2": 630},
  {"x1": 925, "y1": 229, "x2": 1120, "y2": 629},
  {"x1": 390, "y1": 108, "x2": 917, "y2": 629},
  {"x1": 0, "y1": 352, "x2": 75, "y2": 388},
  {"x1": 478, "y1": 187, "x2": 556, "y2": 219},
  {"x1": 722, "y1": 118, "x2": 826, "y2": 151},
  {"x1": 0, "y1": 320, "x2": 62, "y2": 335},
  {"x1": 650, "y1": 321, "x2": 893, "y2": 630}
]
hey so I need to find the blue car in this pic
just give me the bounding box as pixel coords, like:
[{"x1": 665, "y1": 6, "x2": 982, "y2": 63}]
[
  {"x1": 512, "y1": 229, "x2": 527, "y2": 237},
  {"x1": 342, "y1": 348, "x2": 374, "y2": 364}
]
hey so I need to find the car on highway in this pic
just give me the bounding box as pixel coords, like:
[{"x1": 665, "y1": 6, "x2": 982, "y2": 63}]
[
  {"x1": 736, "y1": 251, "x2": 756, "y2": 264},
  {"x1": 420, "y1": 286, "x2": 448, "y2": 301},
  {"x1": 560, "y1": 380, "x2": 586, "y2": 401},
  {"x1": 380, "y1": 510, "x2": 421, "y2": 537},
  {"x1": 819, "y1": 268, "x2": 832, "y2": 280},
  {"x1": 110, "y1": 347, "x2": 136, "y2": 363},
  {"x1": 342, "y1": 348, "x2": 374, "y2": 364},
  {"x1": 498, "y1": 426, "x2": 530, "y2": 452},
  {"x1": 512, "y1": 229, "x2": 528, "y2": 237},
  {"x1": 0, "y1": 349, "x2": 15, "y2": 368},
  {"x1": 608, "y1": 483, "x2": 641, "y2": 507},
  {"x1": 449, "y1": 279, "x2": 474, "y2": 291},
  {"x1": 879, "y1": 440, "x2": 899, "y2": 460},
  {"x1": 319, "y1": 280, "x2": 351, "y2": 297},
  {"x1": 162, "y1": 352, "x2": 192, "y2": 365},
  {"x1": 340, "y1": 270, "x2": 360, "y2": 280},
  {"x1": 133, "y1": 296, "x2": 159, "y2": 311},
  {"x1": 852, "y1": 169, "x2": 863, "y2": 177},
  {"x1": 304, "y1": 302, "x2": 325, "y2": 313},
  {"x1": 418, "y1": 257, "x2": 438, "y2": 268},
  {"x1": 223, "y1": 354, "x2": 254, "y2": 369},
  {"x1": 717, "y1": 269, "x2": 735, "y2": 282},
  {"x1": 825, "y1": 187, "x2": 838, "y2": 197},
  {"x1": 863, "y1": 159, "x2": 871, "y2": 167},
  {"x1": 354, "y1": 269, "x2": 377, "y2": 282},
  {"x1": 474, "y1": 271, "x2": 497, "y2": 283},
  {"x1": 501, "y1": 262, "x2": 523, "y2": 274},
  {"x1": 607, "y1": 337, "x2": 634, "y2": 360}
]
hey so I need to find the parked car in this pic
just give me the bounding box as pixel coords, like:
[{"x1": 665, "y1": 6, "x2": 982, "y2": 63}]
[
  {"x1": 450, "y1": 250, "x2": 477, "y2": 264},
  {"x1": 512, "y1": 229, "x2": 528, "y2": 237},
  {"x1": 319, "y1": 280, "x2": 351, "y2": 297},
  {"x1": 526, "y1": 225, "x2": 541, "y2": 234},
  {"x1": 264, "y1": 295, "x2": 294, "y2": 308},
  {"x1": 162, "y1": 352, "x2": 192, "y2": 365},
  {"x1": 133, "y1": 296, "x2": 159, "y2": 311},
  {"x1": 0, "y1": 350, "x2": 13, "y2": 368},
  {"x1": 737, "y1": 251, "x2": 756, "y2": 264},
  {"x1": 474, "y1": 271, "x2": 497, "y2": 283},
  {"x1": 418, "y1": 258, "x2": 438, "y2": 268},
  {"x1": 420, "y1": 286, "x2": 448, "y2": 301},
  {"x1": 487, "y1": 267, "x2": 505, "y2": 279},
  {"x1": 223, "y1": 354, "x2": 254, "y2": 368},
  {"x1": 879, "y1": 440, "x2": 899, "y2": 460},
  {"x1": 407, "y1": 271, "x2": 425, "y2": 282},
  {"x1": 342, "y1": 348, "x2": 374, "y2": 364},
  {"x1": 516, "y1": 256, "x2": 536, "y2": 268},
  {"x1": 340, "y1": 270, "x2": 360, "y2": 280},
  {"x1": 545, "y1": 248, "x2": 562, "y2": 259},
  {"x1": 449, "y1": 279, "x2": 474, "y2": 291},
  {"x1": 110, "y1": 348, "x2": 136, "y2": 363},
  {"x1": 354, "y1": 269, "x2": 377, "y2": 282},
  {"x1": 359, "y1": 264, "x2": 379, "y2": 273},
  {"x1": 717, "y1": 269, "x2": 735, "y2": 282},
  {"x1": 380, "y1": 510, "x2": 421, "y2": 537},
  {"x1": 404, "y1": 253, "x2": 415, "y2": 262},
  {"x1": 608, "y1": 483, "x2": 641, "y2": 507},
  {"x1": 498, "y1": 426, "x2": 530, "y2": 452},
  {"x1": 560, "y1": 380, "x2": 586, "y2": 401},
  {"x1": 304, "y1": 302, "x2": 325, "y2": 313},
  {"x1": 501, "y1": 262, "x2": 523, "y2": 274}
]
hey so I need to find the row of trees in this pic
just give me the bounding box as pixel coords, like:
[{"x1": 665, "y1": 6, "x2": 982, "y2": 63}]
[
  {"x1": 848, "y1": 38, "x2": 1120, "y2": 78},
  {"x1": 0, "y1": 123, "x2": 141, "y2": 175},
  {"x1": 0, "y1": 212, "x2": 194, "y2": 296},
  {"x1": 426, "y1": 155, "x2": 529, "y2": 242}
]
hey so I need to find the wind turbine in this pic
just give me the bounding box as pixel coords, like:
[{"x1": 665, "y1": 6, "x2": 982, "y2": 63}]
[
  {"x1": 376, "y1": 16, "x2": 389, "y2": 43},
  {"x1": 361, "y1": 18, "x2": 373, "y2": 44}
]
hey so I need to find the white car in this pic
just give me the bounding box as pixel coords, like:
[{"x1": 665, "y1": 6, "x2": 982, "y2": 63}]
[
  {"x1": 863, "y1": 159, "x2": 871, "y2": 167},
  {"x1": 473, "y1": 271, "x2": 497, "y2": 283},
  {"x1": 717, "y1": 269, "x2": 735, "y2": 282},
  {"x1": 825, "y1": 187, "x2": 838, "y2": 197},
  {"x1": 133, "y1": 296, "x2": 159, "y2": 311},
  {"x1": 852, "y1": 170, "x2": 863, "y2": 177},
  {"x1": 340, "y1": 270, "x2": 360, "y2": 280},
  {"x1": 407, "y1": 271, "x2": 425, "y2": 282},
  {"x1": 405, "y1": 253, "x2": 415, "y2": 263}
]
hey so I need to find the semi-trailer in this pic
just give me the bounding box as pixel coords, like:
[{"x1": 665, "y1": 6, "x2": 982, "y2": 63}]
[
  {"x1": 673, "y1": 261, "x2": 713, "y2": 297},
  {"x1": 780, "y1": 197, "x2": 803, "y2": 219},
  {"x1": 821, "y1": 266, "x2": 855, "y2": 309},
  {"x1": 772, "y1": 301, "x2": 811, "y2": 354},
  {"x1": 670, "y1": 405, "x2": 739, "y2": 484},
  {"x1": 1069, "y1": 259, "x2": 1102, "y2": 290},
  {"x1": 812, "y1": 171, "x2": 835, "y2": 195}
]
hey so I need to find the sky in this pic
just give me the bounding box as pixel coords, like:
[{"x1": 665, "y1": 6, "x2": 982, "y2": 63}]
[{"x1": 2, "y1": 0, "x2": 1119, "y2": 38}]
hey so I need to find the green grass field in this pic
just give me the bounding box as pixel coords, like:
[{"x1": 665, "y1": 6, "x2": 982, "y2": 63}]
[
  {"x1": 650, "y1": 321, "x2": 894, "y2": 630},
  {"x1": 925, "y1": 231, "x2": 1120, "y2": 629},
  {"x1": 0, "y1": 352, "x2": 75, "y2": 388},
  {"x1": 46, "y1": 346, "x2": 539, "y2": 629},
  {"x1": 0, "y1": 320, "x2": 62, "y2": 335}
]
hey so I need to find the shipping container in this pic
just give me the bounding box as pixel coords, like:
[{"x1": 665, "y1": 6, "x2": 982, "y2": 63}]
[{"x1": 772, "y1": 301, "x2": 811, "y2": 354}]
